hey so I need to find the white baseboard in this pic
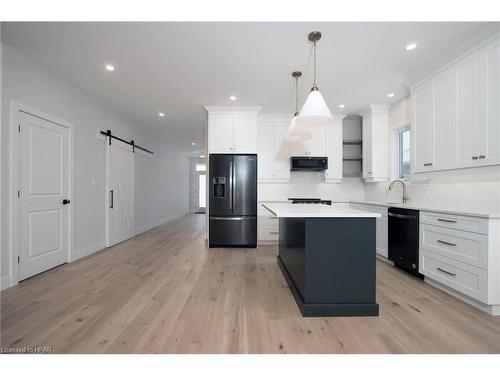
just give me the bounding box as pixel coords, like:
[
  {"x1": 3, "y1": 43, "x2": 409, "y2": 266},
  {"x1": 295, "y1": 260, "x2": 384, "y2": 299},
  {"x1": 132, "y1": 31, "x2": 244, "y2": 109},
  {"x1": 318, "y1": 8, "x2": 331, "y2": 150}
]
[
  {"x1": 135, "y1": 212, "x2": 187, "y2": 236},
  {"x1": 71, "y1": 241, "x2": 106, "y2": 262},
  {"x1": 376, "y1": 254, "x2": 394, "y2": 265},
  {"x1": 425, "y1": 278, "x2": 500, "y2": 316},
  {"x1": 1, "y1": 275, "x2": 13, "y2": 291}
]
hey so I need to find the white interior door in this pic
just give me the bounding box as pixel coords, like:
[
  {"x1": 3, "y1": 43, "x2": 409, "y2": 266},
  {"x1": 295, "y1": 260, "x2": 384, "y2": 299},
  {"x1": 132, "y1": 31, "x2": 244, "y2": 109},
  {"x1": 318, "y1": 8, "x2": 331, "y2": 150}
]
[
  {"x1": 18, "y1": 112, "x2": 70, "y2": 280},
  {"x1": 106, "y1": 140, "x2": 135, "y2": 247}
]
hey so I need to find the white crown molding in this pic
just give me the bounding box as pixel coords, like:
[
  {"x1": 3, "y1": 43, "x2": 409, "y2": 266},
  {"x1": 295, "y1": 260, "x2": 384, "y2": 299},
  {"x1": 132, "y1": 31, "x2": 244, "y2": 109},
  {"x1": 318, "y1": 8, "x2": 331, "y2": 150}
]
[
  {"x1": 359, "y1": 105, "x2": 390, "y2": 117},
  {"x1": 406, "y1": 24, "x2": 500, "y2": 89}
]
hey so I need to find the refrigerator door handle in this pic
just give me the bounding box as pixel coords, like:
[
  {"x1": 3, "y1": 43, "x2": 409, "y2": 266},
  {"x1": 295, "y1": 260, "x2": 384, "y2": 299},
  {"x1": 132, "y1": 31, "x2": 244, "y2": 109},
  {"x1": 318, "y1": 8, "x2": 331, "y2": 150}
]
[
  {"x1": 229, "y1": 159, "x2": 233, "y2": 210},
  {"x1": 210, "y1": 216, "x2": 253, "y2": 221}
]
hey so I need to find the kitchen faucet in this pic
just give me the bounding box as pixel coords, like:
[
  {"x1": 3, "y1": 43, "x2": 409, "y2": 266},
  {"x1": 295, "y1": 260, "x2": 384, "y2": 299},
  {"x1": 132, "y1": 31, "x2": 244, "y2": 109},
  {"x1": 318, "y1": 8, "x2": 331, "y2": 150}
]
[{"x1": 389, "y1": 179, "x2": 409, "y2": 204}]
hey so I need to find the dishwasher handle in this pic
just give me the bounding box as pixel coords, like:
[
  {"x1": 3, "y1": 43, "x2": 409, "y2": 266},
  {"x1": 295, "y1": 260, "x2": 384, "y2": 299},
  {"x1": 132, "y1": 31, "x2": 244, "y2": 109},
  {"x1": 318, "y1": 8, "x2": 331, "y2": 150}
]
[{"x1": 388, "y1": 212, "x2": 417, "y2": 220}]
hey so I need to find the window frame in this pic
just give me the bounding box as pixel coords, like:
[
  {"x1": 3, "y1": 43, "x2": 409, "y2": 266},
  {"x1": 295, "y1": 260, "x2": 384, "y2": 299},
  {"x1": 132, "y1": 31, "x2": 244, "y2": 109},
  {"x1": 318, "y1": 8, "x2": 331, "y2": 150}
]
[{"x1": 398, "y1": 126, "x2": 411, "y2": 180}]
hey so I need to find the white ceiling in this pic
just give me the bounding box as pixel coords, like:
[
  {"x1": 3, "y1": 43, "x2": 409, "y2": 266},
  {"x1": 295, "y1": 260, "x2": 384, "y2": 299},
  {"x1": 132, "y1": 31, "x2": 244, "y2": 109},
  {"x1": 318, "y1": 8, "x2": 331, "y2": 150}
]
[{"x1": 1, "y1": 22, "x2": 491, "y2": 145}]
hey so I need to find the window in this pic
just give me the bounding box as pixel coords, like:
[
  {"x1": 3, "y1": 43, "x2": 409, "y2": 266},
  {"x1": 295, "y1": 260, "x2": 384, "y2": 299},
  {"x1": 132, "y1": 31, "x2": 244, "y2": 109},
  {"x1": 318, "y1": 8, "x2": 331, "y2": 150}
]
[{"x1": 398, "y1": 127, "x2": 411, "y2": 179}]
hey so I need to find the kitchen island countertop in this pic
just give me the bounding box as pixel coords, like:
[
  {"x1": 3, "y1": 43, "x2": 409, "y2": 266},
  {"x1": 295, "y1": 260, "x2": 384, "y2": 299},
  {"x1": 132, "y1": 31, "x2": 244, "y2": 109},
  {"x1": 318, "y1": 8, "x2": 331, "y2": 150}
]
[{"x1": 262, "y1": 203, "x2": 381, "y2": 218}]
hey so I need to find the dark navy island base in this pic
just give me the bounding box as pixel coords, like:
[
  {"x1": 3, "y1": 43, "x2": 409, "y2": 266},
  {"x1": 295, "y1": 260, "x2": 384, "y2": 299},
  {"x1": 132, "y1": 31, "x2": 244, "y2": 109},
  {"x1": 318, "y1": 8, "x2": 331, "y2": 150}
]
[{"x1": 277, "y1": 217, "x2": 379, "y2": 317}]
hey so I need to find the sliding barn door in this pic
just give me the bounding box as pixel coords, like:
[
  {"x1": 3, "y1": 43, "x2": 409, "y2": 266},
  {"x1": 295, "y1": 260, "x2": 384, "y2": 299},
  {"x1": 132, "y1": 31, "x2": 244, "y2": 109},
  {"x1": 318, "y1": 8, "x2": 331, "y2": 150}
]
[
  {"x1": 106, "y1": 140, "x2": 135, "y2": 247},
  {"x1": 18, "y1": 112, "x2": 71, "y2": 280}
]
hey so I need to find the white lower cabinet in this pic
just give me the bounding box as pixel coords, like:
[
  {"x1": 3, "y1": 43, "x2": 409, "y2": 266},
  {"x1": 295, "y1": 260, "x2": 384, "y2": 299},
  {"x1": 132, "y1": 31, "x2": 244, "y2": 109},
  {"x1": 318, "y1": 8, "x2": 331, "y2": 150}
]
[
  {"x1": 258, "y1": 203, "x2": 279, "y2": 244},
  {"x1": 419, "y1": 210, "x2": 500, "y2": 315},
  {"x1": 350, "y1": 203, "x2": 388, "y2": 258}
]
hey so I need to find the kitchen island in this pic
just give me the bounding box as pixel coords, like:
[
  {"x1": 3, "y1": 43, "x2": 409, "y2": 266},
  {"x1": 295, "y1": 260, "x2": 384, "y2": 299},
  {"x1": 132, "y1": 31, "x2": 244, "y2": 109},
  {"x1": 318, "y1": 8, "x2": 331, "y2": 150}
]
[{"x1": 262, "y1": 203, "x2": 381, "y2": 317}]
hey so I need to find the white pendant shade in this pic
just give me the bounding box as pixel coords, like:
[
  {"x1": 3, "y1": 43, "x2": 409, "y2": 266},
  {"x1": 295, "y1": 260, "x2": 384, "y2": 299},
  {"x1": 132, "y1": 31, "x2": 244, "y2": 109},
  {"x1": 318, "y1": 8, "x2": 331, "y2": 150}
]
[
  {"x1": 285, "y1": 115, "x2": 312, "y2": 142},
  {"x1": 296, "y1": 89, "x2": 333, "y2": 127}
]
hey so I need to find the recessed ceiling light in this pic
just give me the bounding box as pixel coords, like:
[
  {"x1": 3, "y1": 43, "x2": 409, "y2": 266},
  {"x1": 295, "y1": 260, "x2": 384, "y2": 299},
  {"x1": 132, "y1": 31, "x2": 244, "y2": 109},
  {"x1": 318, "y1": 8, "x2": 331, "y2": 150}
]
[
  {"x1": 338, "y1": 104, "x2": 345, "y2": 109},
  {"x1": 387, "y1": 93, "x2": 395, "y2": 98},
  {"x1": 229, "y1": 96, "x2": 237, "y2": 101},
  {"x1": 105, "y1": 64, "x2": 115, "y2": 71},
  {"x1": 158, "y1": 112, "x2": 165, "y2": 117},
  {"x1": 191, "y1": 142, "x2": 196, "y2": 146},
  {"x1": 406, "y1": 43, "x2": 417, "y2": 51}
]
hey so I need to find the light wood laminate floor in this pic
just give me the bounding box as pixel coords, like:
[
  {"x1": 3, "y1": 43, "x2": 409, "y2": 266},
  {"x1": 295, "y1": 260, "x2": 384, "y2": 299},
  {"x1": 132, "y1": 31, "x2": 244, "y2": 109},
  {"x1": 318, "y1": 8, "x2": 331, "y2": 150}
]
[{"x1": 1, "y1": 214, "x2": 500, "y2": 353}]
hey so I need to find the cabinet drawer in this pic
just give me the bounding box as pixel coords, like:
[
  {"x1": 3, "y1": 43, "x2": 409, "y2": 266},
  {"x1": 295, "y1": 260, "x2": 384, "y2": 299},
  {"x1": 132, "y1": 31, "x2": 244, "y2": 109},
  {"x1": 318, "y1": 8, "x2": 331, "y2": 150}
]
[
  {"x1": 420, "y1": 250, "x2": 487, "y2": 302},
  {"x1": 420, "y1": 211, "x2": 488, "y2": 234},
  {"x1": 258, "y1": 215, "x2": 279, "y2": 227},
  {"x1": 420, "y1": 224, "x2": 487, "y2": 269},
  {"x1": 258, "y1": 226, "x2": 280, "y2": 241}
]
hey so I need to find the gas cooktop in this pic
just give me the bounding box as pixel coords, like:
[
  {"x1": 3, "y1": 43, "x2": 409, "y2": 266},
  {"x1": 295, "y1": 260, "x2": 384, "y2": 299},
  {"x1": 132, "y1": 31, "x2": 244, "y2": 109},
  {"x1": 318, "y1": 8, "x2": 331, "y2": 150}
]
[{"x1": 288, "y1": 198, "x2": 332, "y2": 205}]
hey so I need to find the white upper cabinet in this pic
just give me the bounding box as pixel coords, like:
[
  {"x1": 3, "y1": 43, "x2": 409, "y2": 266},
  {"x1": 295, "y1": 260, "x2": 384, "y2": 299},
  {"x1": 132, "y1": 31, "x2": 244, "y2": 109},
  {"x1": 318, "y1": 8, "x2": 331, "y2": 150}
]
[
  {"x1": 411, "y1": 33, "x2": 500, "y2": 173},
  {"x1": 205, "y1": 106, "x2": 262, "y2": 154},
  {"x1": 289, "y1": 126, "x2": 326, "y2": 157},
  {"x1": 361, "y1": 105, "x2": 390, "y2": 182},
  {"x1": 412, "y1": 80, "x2": 435, "y2": 172},
  {"x1": 257, "y1": 116, "x2": 290, "y2": 183},
  {"x1": 480, "y1": 37, "x2": 500, "y2": 164},
  {"x1": 324, "y1": 116, "x2": 345, "y2": 183}
]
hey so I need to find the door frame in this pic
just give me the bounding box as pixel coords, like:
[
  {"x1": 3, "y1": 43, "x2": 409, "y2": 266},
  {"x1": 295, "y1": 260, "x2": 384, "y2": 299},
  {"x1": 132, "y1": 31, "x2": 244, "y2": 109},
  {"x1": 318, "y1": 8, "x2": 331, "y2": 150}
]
[
  {"x1": 8, "y1": 101, "x2": 74, "y2": 287},
  {"x1": 189, "y1": 157, "x2": 206, "y2": 213},
  {"x1": 104, "y1": 138, "x2": 135, "y2": 247}
]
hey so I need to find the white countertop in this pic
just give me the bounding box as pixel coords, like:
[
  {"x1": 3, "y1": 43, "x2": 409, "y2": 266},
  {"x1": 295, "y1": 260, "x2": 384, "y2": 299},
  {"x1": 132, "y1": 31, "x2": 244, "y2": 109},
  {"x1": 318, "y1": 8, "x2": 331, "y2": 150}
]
[
  {"x1": 258, "y1": 199, "x2": 500, "y2": 219},
  {"x1": 350, "y1": 200, "x2": 500, "y2": 219},
  {"x1": 261, "y1": 203, "x2": 381, "y2": 218}
]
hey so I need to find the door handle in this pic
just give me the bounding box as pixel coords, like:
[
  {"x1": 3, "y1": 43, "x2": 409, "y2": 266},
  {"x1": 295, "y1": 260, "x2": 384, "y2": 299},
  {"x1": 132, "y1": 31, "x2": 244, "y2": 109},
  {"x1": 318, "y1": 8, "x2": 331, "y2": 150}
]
[
  {"x1": 229, "y1": 160, "x2": 233, "y2": 210},
  {"x1": 110, "y1": 190, "x2": 114, "y2": 209},
  {"x1": 388, "y1": 212, "x2": 416, "y2": 220},
  {"x1": 62, "y1": 199, "x2": 71, "y2": 205}
]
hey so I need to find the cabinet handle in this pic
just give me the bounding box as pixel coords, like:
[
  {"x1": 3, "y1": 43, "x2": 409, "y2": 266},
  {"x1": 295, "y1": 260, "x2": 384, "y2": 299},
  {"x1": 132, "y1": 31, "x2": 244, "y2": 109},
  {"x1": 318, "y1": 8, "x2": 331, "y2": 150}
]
[
  {"x1": 437, "y1": 218, "x2": 457, "y2": 223},
  {"x1": 437, "y1": 239, "x2": 457, "y2": 247},
  {"x1": 368, "y1": 171, "x2": 372, "y2": 175},
  {"x1": 472, "y1": 156, "x2": 478, "y2": 160},
  {"x1": 424, "y1": 162, "x2": 433, "y2": 166},
  {"x1": 437, "y1": 267, "x2": 456, "y2": 277},
  {"x1": 269, "y1": 231, "x2": 279, "y2": 234},
  {"x1": 478, "y1": 155, "x2": 486, "y2": 159}
]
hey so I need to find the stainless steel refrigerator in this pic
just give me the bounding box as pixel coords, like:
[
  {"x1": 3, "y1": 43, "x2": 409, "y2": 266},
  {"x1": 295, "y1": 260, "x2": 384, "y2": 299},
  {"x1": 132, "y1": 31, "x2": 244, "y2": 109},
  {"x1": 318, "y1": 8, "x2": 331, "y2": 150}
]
[{"x1": 209, "y1": 154, "x2": 257, "y2": 247}]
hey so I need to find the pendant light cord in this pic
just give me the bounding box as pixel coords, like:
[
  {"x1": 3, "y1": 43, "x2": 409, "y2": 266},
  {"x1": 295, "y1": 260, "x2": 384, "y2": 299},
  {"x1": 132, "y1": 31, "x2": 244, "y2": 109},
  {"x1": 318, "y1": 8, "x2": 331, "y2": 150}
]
[
  {"x1": 295, "y1": 76, "x2": 299, "y2": 114},
  {"x1": 313, "y1": 41, "x2": 317, "y2": 86}
]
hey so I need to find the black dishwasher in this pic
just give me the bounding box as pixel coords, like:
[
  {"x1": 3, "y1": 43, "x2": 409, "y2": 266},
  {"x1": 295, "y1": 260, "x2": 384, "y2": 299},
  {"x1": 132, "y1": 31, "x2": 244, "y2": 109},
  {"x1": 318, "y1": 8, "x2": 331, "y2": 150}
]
[{"x1": 388, "y1": 207, "x2": 423, "y2": 278}]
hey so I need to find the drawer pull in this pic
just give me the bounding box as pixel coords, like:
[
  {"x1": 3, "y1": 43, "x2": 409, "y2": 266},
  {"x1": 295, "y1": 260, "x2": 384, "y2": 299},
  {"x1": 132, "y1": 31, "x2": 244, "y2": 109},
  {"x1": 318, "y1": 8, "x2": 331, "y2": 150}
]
[
  {"x1": 437, "y1": 239, "x2": 457, "y2": 247},
  {"x1": 472, "y1": 156, "x2": 479, "y2": 160},
  {"x1": 269, "y1": 231, "x2": 279, "y2": 234},
  {"x1": 437, "y1": 267, "x2": 457, "y2": 277},
  {"x1": 437, "y1": 218, "x2": 457, "y2": 223}
]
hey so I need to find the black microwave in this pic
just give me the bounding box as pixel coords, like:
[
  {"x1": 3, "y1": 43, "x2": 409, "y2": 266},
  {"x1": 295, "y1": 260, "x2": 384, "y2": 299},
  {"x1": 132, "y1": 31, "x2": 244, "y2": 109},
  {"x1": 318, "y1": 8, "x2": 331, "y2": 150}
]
[{"x1": 290, "y1": 156, "x2": 328, "y2": 171}]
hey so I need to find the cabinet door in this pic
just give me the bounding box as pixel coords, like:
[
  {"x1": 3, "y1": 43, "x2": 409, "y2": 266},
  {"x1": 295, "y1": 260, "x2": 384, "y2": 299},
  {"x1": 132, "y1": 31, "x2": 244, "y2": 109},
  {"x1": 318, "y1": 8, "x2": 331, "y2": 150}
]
[
  {"x1": 362, "y1": 116, "x2": 373, "y2": 179},
  {"x1": 325, "y1": 121, "x2": 342, "y2": 182},
  {"x1": 208, "y1": 115, "x2": 234, "y2": 153},
  {"x1": 273, "y1": 121, "x2": 291, "y2": 180},
  {"x1": 433, "y1": 70, "x2": 457, "y2": 169},
  {"x1": 456, "y1": 54, "x2": 481, "y2": 166},
  {"x1": 307, "y1": 125, "x2": 326, "y2": 156},
  {"x1": 233, "y1": 115, "x2": 257, "y2": 153},
  {"x1": 289, "y1": 141, "x2": 307, "y2": 156},
  {"x1": 480, "y1": 38, "x2": 500, "y2": 164},
  {"x1": 376, "y1": 219, "x2": 388, "y2": 258},
  {"x1": 257, "y1": 120, "x2": 274, "y2": 181},
  {"x1": 413, "y1": 80, "x2": 435, "y2": 172}
]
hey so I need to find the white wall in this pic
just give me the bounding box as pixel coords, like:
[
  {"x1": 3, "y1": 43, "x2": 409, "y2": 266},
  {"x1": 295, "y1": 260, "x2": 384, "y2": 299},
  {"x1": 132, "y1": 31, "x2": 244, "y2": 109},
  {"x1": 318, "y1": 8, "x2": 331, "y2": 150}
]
[
  {"x1": 363, "y1": 96, "x2": 500, "y2": 213},
  {"x1": 1, "y1": 44, "x2": 190, "y2": 289}
]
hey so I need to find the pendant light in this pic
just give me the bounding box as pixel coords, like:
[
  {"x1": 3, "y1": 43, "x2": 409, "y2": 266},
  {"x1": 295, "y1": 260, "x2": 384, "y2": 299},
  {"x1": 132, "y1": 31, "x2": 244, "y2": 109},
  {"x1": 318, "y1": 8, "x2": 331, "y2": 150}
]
[
  {"x1": 285, "y1": 71, "x2": 312, "y2": 142},
  {"x1": 296, "y1": 31, "x2": 333, "y2": 127}
]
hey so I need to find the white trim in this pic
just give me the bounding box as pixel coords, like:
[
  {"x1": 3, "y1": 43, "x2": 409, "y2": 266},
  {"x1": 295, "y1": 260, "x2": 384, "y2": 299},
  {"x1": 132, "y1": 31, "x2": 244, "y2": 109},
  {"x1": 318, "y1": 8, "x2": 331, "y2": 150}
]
[
  {"x1": 426, "y1": 278, "x2": 500, "y2": 316},
  {"x1": 135, "y1": 212, "x2": 188, "y2": 236},
  {"x1": 8, "y1": 101, "x2": 75, "y2": 287},
  {"x1": 1, "y1": 275, "x2": 12, "y2": 291},
  {"x1": 70, "y1": 241, "x2": 106, "y2": 262}
]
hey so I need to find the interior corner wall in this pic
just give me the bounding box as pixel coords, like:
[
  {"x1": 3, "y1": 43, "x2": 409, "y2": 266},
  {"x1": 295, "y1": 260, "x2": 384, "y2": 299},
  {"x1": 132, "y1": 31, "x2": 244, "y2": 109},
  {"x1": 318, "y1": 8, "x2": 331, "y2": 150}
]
[{"x1": 1, "y1": 44, "x2": 190, "y2": 289}]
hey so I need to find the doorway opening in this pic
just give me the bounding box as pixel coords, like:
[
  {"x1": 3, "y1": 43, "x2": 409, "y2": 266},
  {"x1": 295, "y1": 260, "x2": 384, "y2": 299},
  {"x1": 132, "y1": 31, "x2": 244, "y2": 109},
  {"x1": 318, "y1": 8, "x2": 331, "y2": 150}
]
[{"x1": 190, "y1": 157, "x2": 206, "y2": 214}]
